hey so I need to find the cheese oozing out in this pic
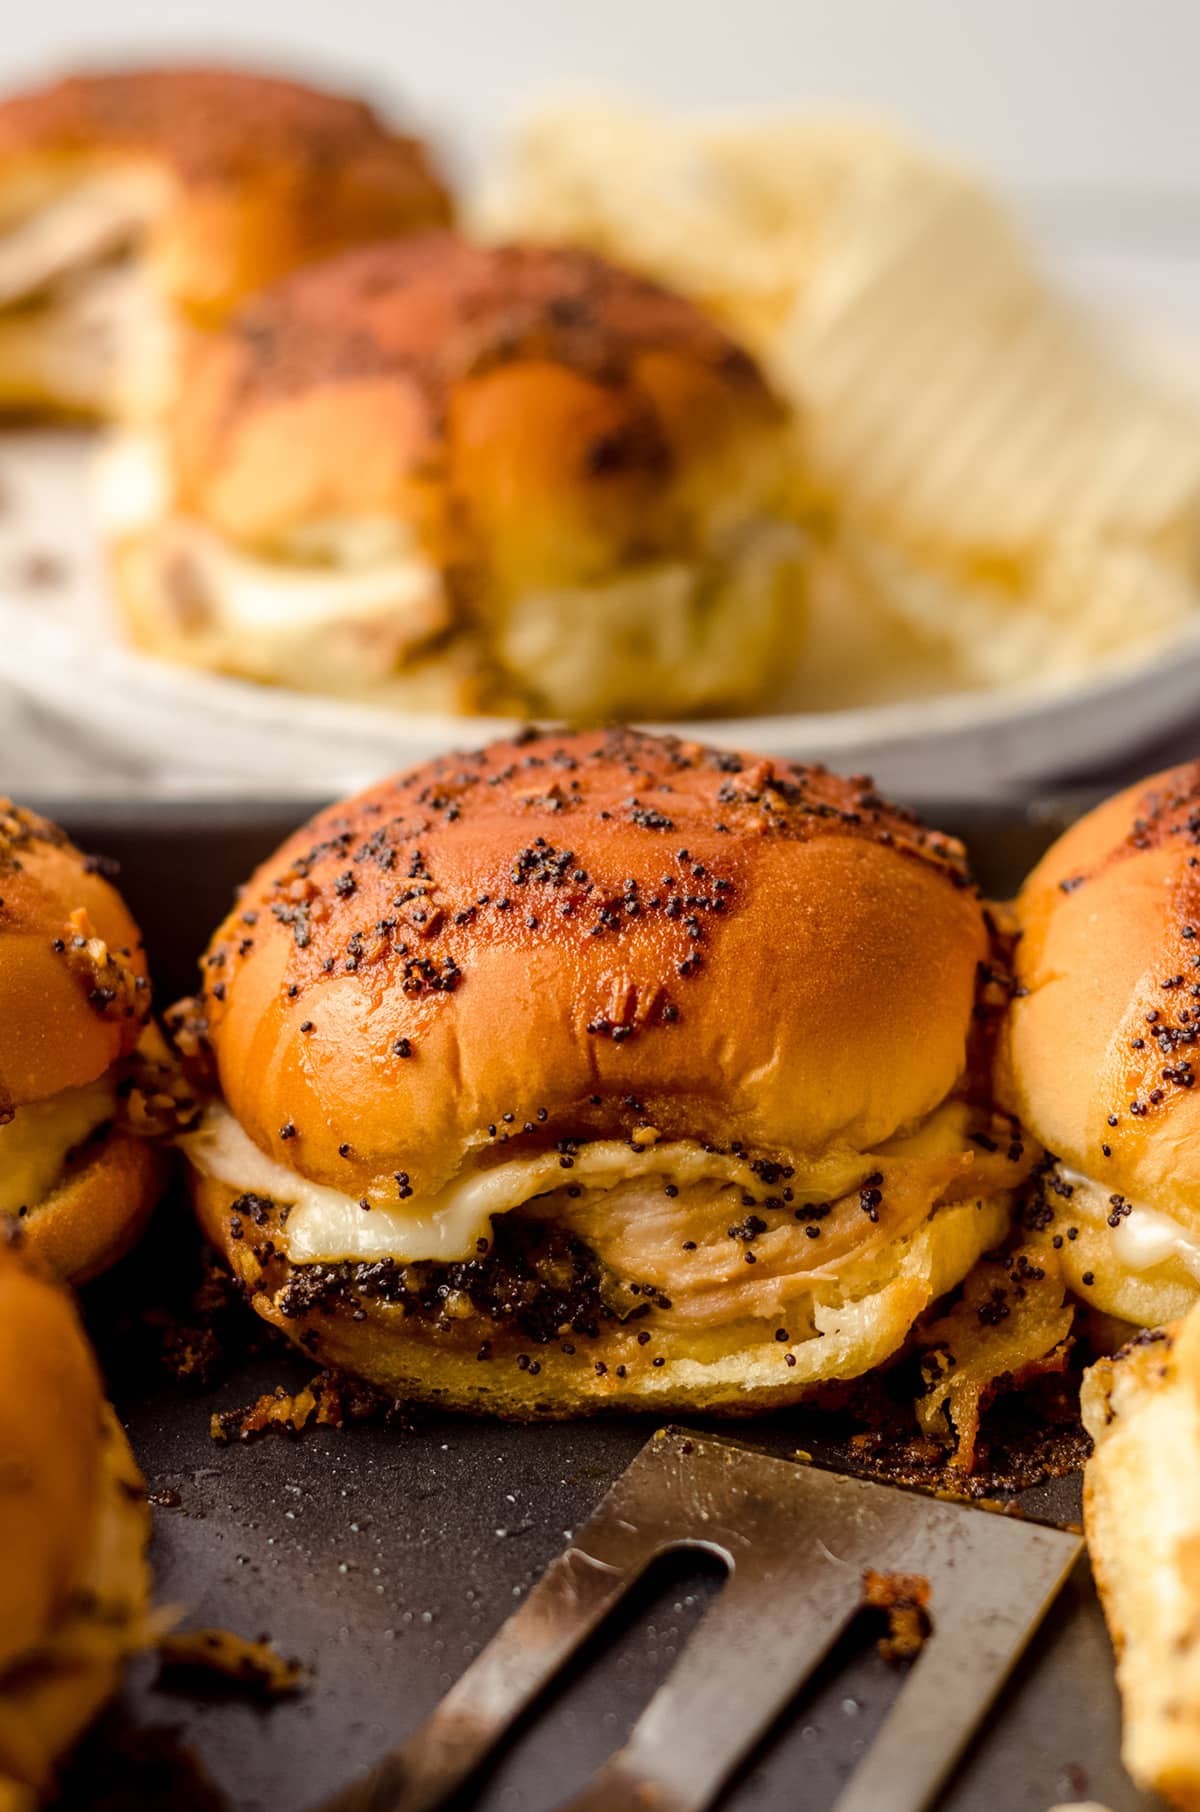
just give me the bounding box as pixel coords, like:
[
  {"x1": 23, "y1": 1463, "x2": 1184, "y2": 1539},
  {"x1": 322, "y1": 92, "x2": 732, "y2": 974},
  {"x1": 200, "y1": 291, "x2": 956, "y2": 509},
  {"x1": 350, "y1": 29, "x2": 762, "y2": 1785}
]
[
  {"x1": 181, "y1": 1096, "x2": 983, "y2": 1267},
  {"x1": 93, "y1": 429, "x2": 450, "y2": 646},
  {"x1": 0, "y1": 170, "x2": 178, "y2": 418},
  {"x1": 496, "y1": 514, "x2": 807, "y2": 718},
  {"x1": 1057, "y1": 1165, "x2": 1200, "y2": 1281},
  {"x1": 0, "y1": 166, "x2": 166, "y2": 309},
  {"x1": 0, "y1": 1075, "x2": 118, "y2": 1218}
]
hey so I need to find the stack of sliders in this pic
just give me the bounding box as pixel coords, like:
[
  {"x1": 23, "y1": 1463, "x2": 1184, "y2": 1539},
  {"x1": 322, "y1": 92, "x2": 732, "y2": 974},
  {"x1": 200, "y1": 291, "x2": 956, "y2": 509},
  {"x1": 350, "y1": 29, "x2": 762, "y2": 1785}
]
[
  {"x1": 0, "y1": 65, "x2": 452, "y2": 420},
  {"x1": 93, "y1": 232, "x2": 808, "y2": 720},
  {"x1": 13, "y1": 733, "x2": 1200, "y2": 1799},
  {"x1": 167, "y1": 736, "x2": 1200, "y2": 1797},
  {"x1": 172, "y1": 725, "x2": 1034, "y2": 1413}
]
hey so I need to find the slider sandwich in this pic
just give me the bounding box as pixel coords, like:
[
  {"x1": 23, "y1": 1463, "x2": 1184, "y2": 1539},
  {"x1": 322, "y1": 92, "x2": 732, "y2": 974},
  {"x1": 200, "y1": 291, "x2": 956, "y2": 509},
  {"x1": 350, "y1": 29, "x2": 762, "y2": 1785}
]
[
  {"x1": 1001, "y1": 761, "x2": 1200, "y2": 1327},
  {"x1": 175, "y1": 727, "x2": 1033, "y2": 1415},
  {"x1": 0, "y1": 1243, "x2": 151, "y2": 1805},
  {"x1": 96, "y1": 233, "x2": 807, "y2": 719},
  {"x1": 0, "y1": 65, "x2": 452, "y2": 419},
  {"x1": 0, "y1": 799, "x2": 165, "y2": 1280},
  {"x1": 1083, "y1": 1310, "x2": 1200, "y2": 1809}
]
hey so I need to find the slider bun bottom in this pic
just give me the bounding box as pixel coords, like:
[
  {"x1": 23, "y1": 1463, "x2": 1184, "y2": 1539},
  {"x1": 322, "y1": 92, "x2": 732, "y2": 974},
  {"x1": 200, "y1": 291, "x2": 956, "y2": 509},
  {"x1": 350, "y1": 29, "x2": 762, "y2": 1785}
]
[
  {"x1": 192, "y1": 1171, "x2": 1011, "y2": 1417},
  {"x1": 0, "y1": 1407, "x2": 150, "y2": 1799},
  {"x1": 0, "y1": 290, "x2": 165, "y2": 423},
  {"x1": 106, "y1": 534, "x2": 483, "y2": 711},
  {"x1": 1082, "y1": 1316, "x2": 1200, "y2": 1809},
  {"x1": 18, "y1": 1129, "x2": 166, "y2": 1286},
  {"x1": 106, "y1": 525, "x2": 802, "y2": 719},
  {"x1": 0, "y1": 307, "x2": 115, "y2": 421}
]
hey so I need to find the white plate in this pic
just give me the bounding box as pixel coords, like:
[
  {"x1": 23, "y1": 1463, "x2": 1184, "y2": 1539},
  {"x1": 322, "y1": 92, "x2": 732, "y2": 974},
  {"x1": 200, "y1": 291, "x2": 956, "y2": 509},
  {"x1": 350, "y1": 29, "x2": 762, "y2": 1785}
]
[{"x1": 3, "y1": 424, "x2": 1200, "y2": 800}]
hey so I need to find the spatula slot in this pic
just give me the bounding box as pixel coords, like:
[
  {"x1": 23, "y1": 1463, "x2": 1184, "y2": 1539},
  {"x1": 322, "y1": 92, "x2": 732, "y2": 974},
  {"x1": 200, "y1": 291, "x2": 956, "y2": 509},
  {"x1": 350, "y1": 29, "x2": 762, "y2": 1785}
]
[
  {"x1": 316, "y1": 1427, "x2": 1082, "y2": 1812},
  {"x1": 443, "y1": 1548, "x2": 729, "y2": 1812}
]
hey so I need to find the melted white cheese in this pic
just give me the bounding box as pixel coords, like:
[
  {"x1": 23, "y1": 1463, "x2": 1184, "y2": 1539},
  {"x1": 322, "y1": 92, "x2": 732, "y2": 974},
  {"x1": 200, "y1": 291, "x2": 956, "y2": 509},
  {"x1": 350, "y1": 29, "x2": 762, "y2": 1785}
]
[
  {"x1": 181, "y1": 1098, "x2": 981, "y2": 1266},
  {"x1": 0, "y1": 167, "x2": 165, "y2": 309},
  {"x1": 497, "y1": 517, "x2": 807, "y2": 718},
  {"x1": 0, "y1": 261, "x2": 178, "y2": 417},
  {"x1": 93, "y1": 431, "x2": 447, "y2": 637},
  {"x1": 93, "y1": 428, "x2": 172, "y2": 533},
  {"x1": 1058, "y1": 1165, "x2": 1200, "y2": 1281},
  {"x1": 1113, "y1": 1207, "x2": 1200, "y2": 1281},
  {"x1": 0, "y1": 1076, "x2": 118, "y2": 1218},
  {"x1": 172, "y1": 528, "x2": 444, "y2": 635}
]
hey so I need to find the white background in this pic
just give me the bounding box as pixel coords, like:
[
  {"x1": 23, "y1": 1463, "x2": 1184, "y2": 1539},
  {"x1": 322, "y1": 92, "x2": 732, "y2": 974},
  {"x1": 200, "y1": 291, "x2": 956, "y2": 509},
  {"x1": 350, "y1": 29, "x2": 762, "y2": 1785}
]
[
  {"x1": 4, "y1": 0, "x2": 1200, "y2": 330},
  {"x1": 0, "y1": 0, "x2": 1197, "y2": 202}
]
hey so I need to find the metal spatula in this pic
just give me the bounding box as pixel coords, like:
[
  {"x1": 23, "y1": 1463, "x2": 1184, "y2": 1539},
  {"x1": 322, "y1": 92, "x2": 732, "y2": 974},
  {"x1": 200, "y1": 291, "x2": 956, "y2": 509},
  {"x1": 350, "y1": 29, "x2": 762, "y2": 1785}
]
[{"x1": 319, "y1": 1426, "x2": 1082, "y2": 1812}]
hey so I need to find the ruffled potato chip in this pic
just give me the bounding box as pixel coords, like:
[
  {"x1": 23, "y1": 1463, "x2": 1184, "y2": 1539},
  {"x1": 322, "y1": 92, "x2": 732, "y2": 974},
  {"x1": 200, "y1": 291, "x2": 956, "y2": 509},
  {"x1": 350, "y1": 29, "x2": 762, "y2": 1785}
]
[{"x1": 484, "y1": 106, "x2": 1200, "y2": 697}]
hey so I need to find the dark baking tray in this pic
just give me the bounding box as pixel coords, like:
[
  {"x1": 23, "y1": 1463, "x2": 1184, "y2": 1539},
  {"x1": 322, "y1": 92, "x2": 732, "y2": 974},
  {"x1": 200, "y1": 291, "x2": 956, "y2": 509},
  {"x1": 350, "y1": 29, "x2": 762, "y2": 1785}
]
[{"x1": 37, "y1": 799, "x2": 1159, "y2": 1812}]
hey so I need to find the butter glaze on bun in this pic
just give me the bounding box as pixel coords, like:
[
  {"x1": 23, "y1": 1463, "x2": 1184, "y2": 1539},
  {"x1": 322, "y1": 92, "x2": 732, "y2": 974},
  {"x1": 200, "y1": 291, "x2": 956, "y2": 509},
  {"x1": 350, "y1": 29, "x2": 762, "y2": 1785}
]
[
  {"x1": 194, "y1": 731, "x2": 983, "y2": 1193},
  {"x1": 0, "y1": 801, "x2": 165, "y2": 1280},
  {"x1": 0, "y1": 1245, "x2": 150, "y2": 1799},
  {"x1": 1001, "y1": 761, "x2": 1200, "y2": 1325},
  {"x1": 178, "y1": 728, "x2": 1031, "y2": 1415},
  {"x1": 101, "y1": 235, "x2": 807, "y2": 718},
  {"x1": 0, "y1": 65, "x2": 453, "y2": 417}
]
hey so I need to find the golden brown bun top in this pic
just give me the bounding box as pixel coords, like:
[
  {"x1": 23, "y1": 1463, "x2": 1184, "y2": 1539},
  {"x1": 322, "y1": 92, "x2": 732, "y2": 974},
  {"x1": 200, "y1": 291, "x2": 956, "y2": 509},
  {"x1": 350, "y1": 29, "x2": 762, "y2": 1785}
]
[
  {"x1": 170, "y1": 233, "x2": 788, "y2": 564},
  {"x1": 0, "y1": 66, "x2": 453, "y2": 321},
  {"x1": 0, "y1": 1243, "x2": 104, "y2": 1675},
  {"x1": 186, "y1": 728, "x2": 988, "y2": 1200},
  {"x1": 0, "y1": 801, "x2": 150, "y2": 1113},
  {"x1": 1001, "y1": 760, "x2": 1200, "y2": 1219}
]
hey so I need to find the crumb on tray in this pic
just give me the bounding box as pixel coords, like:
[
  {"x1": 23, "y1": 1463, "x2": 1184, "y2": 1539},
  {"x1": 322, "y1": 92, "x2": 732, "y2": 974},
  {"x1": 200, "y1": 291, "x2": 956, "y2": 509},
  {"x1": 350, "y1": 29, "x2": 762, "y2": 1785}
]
[
  {"x1": 862, "y1": 1567, "x2": 933, "y2": 1662},
  {"x1": 157, "y1": 1629, "x2": 306, "y2": 1699}
]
